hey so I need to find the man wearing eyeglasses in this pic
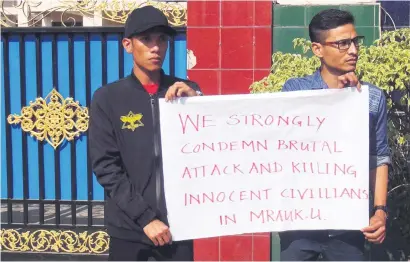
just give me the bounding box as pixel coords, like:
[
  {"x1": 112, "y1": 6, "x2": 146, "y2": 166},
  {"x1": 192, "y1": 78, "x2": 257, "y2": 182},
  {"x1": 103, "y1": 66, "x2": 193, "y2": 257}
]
[{"x1": 279, "y1": 9, "x2": 390, "y2": 261}]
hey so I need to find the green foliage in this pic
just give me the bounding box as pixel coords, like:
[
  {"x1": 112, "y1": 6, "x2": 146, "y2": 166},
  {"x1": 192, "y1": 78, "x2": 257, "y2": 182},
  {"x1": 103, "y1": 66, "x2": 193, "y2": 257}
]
[
  {"x1": 250, "y1": 28, "x2": 410, "y2": 260},
  {"x1": 251, "y1": 28, "x2": 410, "y2": 102}
]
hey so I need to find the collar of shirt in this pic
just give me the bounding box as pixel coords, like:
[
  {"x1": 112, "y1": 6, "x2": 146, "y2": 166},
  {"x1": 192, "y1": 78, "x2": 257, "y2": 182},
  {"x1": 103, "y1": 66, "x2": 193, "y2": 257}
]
[
  {"x1": 311, "y1": 69, "x2": 329, "y2": 90},
  {"x1": 143, "y1": 83, "x2": 159, "y2": 95},
  {"x1": 129, "y1": 69, "x2": 166, "y2": 94}
]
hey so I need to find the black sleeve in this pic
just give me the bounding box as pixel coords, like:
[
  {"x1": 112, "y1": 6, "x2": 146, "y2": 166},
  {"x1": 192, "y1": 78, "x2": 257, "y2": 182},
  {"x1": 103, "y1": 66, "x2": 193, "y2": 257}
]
[
  {"x1": 89, "y1": 88, "x2": 157, "y2": 228},
  {"x1": 186, "y1": 80, "x2": 203, "y2": 94}
]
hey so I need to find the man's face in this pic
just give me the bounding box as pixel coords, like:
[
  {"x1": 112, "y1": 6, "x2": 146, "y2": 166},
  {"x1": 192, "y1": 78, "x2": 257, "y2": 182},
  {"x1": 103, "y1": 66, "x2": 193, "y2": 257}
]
[
  {"x1": 312, "y1": 24, "x2": 361, "y2": 74},
  {"x1": 123, "y1": 29, "x2": 169, "y2": 72}
]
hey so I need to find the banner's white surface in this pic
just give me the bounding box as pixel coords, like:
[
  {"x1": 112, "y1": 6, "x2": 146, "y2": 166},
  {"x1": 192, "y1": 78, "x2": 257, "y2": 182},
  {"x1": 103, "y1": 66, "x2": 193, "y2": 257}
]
[{"x1": 158, "y1": 87, "x2": 369, "y2": 241}]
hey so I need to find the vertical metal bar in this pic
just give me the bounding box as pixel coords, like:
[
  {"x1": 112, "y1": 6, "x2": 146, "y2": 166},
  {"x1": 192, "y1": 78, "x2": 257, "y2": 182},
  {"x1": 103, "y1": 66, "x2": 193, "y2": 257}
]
[
  {"x1": 102, "y1": 33, "x2": 107, "y2": 86},
  {"x1": 85, "y1": 32, "x2": 93, "y2": 227},
  {"x1": 170, "y1": 35, "x2": 175, "y2": 77},
  {"x1": 35, "y1": 33, "x2": 45, "y2": 225},
  {"x1": 271, "y1": 3, "x2": 275, "y2": 60},
  {"x1": 19, "y1": 33, "x2": 29, "y2": 226},
  {"x1": 101, "y1": 32, "x2": 107, "y2": 203},
  {"x1": 118, "y1": 33, "x2": 124, "y2": 78},
  {"x1": 3, "y1": 33, "x2": 14, "y2": 225},
  {"x1": 52, "y1": 33, "x2": 61, "y2": 226},
  {"x1": 68, "y1": 33, "x2": 77, "y2": 226}
]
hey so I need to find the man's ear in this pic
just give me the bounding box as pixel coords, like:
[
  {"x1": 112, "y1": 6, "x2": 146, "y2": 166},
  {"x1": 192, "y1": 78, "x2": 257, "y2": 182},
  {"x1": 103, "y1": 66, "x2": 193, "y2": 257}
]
[
  {"x1": 122, "y1": 38, "x2": 133, "y2": 54},
  {"x1": 311, "y1": 42, "x2": 323, "y2": 58}
]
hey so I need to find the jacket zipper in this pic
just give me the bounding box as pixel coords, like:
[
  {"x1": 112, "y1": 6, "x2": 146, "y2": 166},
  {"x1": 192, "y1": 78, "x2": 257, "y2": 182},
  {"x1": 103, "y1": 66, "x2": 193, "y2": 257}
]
[{"x1": 150, "y1": 94, "x2": 161, "y2": 210}]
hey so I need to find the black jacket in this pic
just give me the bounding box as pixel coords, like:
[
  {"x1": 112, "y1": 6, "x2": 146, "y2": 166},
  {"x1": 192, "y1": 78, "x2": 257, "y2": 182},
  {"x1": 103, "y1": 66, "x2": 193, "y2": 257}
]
[{"x1": 89, "y1": 70, "x2": 201, "y2": 244}]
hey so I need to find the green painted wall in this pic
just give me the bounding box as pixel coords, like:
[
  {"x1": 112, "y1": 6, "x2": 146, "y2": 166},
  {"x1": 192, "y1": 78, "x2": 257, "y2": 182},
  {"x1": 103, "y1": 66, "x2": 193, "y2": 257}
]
[{"x1": 272, "y1": 4, "x2": 381, "y2": 54}]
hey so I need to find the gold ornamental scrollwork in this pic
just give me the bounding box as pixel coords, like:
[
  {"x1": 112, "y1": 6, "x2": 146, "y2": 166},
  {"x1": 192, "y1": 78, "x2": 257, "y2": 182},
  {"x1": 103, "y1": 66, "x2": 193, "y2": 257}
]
[
  {"x1": 0, "y1": 229, "x2": 109, "y2": 253},
  {"x1": 7, "y1": 88, "x2": 89, "y2": 150},
  {"x1": 0, "y1": 0, "x2": 187, "y2": 27}
]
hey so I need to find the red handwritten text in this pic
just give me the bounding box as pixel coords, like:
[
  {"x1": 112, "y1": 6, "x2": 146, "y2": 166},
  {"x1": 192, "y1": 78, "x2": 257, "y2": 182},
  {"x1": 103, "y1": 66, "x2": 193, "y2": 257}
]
[
  {"x1": 226, "y1": 114, "x2": 326, "y2": 130},
  {"x1": 179, "y1": 114, "x2": 216, "y2": 134},
  {"x1": 182, "y1": 162, "x2": 283, "y2": 179},
  {"x1": 220, "y1": 214, "x2": 237, "y2": 225},
  {"x1": 278, "y1": 140, "x2": 342, "y2": 154},
  {"x1": 250, "y1": 208, "x2": 323, "y2": 223},
  {"x1": 291, "y1": 162, "x2": 357, "y2": 177},
  {"x1": 181, "y1": 140, "x2": 268, "y2": 154},
  {"x1": 249, "y1": 162, "x2": 283, "y2": 174},
  {"x1": 182, "y1": 164, "x2": 244, "y2": 178},
  {"x1": 280, "y1": 188, "x2": 369, "y2": 200},
  {"x1": 184, "y1": 188, "x2": 272, "y2": 206}
]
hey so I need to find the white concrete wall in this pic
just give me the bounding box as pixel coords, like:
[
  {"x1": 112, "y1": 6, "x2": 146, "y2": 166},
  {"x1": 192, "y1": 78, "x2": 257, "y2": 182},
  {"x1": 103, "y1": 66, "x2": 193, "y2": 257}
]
[
  {"x1": 1, "y1": 0, "x2": 187, "y2": 27},
  {"x1": 276, "y1": 0, "x2": 376, "y2": 5}
]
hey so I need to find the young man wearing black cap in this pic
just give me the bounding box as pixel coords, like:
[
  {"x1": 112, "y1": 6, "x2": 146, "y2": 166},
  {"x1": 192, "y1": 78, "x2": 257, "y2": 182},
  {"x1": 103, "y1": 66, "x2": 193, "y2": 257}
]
[{"x1": 89, "y1": 6, "x2": 202, "y2": 261}]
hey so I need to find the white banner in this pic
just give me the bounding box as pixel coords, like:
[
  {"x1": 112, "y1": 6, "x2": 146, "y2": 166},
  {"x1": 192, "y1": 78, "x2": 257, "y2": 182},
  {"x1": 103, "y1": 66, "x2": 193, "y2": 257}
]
[{"x1": 158, "y1": 86, "x2": 370, "y2": 241}]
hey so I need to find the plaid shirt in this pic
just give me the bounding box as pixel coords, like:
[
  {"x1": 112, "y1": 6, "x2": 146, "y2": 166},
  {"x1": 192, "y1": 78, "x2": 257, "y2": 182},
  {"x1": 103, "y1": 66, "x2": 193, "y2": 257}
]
[{"x1": 282, "y1": 70, "x2": 391, "y2": 170}]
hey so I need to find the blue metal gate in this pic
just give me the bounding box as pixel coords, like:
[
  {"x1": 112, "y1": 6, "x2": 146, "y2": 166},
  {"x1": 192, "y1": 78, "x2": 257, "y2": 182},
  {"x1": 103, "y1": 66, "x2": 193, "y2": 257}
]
[{"x1": 1, "y1": 26, "x2": 187, "y2": 258}]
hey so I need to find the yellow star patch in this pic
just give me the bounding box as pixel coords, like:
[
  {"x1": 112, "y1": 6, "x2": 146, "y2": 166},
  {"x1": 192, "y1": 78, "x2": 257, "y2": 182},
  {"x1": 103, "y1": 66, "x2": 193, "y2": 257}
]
[{"x1": 120, "y1": 111, "x2": 144, "y2": 131}]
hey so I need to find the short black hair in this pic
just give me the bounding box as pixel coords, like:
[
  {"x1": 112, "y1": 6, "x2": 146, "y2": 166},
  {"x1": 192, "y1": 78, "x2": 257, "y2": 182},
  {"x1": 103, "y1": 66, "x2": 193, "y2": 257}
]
[{"x1": 309, "y1": 9, "x2": 355, "y2": 43}]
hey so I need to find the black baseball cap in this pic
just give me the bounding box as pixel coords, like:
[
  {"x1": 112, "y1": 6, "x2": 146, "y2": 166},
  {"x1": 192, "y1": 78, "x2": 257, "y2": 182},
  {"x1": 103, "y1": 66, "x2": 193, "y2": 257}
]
[{"x1": 124, "y1": 6, "x2": 177, "y2": 38}]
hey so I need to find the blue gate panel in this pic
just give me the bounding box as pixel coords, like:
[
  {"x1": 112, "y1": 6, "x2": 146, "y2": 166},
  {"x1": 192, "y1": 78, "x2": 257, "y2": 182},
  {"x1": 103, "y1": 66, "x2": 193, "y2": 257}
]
[
  {"x1": 106, "y1": 34, "x2": 120, "y2": 84},
  {"x1": 163, "y1": 42, "x2": 170, "y2": 75},
  {"x1": 1, "y1": 30, "x2": 187, "y2": 203},
  {"x1": 57, "y1": 34, "x2": 72, "y2": 200},
  {"x1": 1, "y1": 36, "x2": 7, "y2": 199},
  {"x1": 25, "y1": 34, "x2": 40, "y2": 199},
  {"x1": 73, "y1": 34, "x2": 88, "y2": 201},
  {"x1": 9, "y1": 35, "x2": 23, "y2": 199},
  {"x1": 124, "y1": 48, "x2": 133, "y2": 77},
  {"x1": 175, "y1": 35, "x2": 187, "y2": 79},
  {"x1": 89, "y1": 33, "x2": 105, "y2": 201},
  {"x1": 41, "y1": 34, "x2": 56, "y2": 200}
]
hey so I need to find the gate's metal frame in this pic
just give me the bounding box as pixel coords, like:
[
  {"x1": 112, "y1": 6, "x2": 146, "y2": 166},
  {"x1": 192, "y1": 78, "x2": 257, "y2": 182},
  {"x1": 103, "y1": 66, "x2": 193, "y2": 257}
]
[{"x1": 1, "y1": 26, "x2": 186, "y2": 260}]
